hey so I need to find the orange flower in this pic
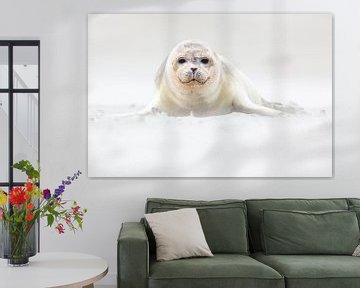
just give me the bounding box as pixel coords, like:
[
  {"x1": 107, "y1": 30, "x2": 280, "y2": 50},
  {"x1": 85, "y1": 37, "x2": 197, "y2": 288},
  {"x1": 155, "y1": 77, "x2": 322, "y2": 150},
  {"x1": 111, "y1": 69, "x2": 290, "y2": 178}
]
[
  {"x1": 25, "y1": 182, "x2": 33, "y2": 192},
  {"x1": 24, "y1": 193, "x2": 31, "y2": 200},
  {"x1": 26, "y1": 203, "x2": 34, "y2": 210},
  {"x1": 26, "y1": 214, "x2": 33, "y2": 221}
]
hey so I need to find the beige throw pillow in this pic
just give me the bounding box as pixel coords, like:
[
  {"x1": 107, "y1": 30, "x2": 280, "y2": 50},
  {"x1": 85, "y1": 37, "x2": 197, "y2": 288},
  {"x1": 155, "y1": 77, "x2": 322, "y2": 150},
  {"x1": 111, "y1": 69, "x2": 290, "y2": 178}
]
[
  {"x1": 353, "y1": 244, "x2": 360, "y2": 256},
  {"x1": 145, "y1": 208, "x2": 213, "y2": 261}
]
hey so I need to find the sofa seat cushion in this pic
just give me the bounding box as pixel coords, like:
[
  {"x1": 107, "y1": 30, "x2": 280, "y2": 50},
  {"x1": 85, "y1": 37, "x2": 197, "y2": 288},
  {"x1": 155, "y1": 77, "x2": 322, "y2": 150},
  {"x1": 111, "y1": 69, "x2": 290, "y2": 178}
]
[
  {"x1": 252, "y1": 252, "x2": 360, "y2": 288},
  {"x1": 149, "y1": 254, "x2": 284, "y2": 288}
]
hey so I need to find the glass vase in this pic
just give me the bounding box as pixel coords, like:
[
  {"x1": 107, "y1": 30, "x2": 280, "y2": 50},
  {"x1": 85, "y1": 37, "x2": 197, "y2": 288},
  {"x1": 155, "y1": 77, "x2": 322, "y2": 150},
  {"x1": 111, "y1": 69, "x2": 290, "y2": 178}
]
[{"x1": 0, "y1": 220, "x2": 37, "y2": 266}]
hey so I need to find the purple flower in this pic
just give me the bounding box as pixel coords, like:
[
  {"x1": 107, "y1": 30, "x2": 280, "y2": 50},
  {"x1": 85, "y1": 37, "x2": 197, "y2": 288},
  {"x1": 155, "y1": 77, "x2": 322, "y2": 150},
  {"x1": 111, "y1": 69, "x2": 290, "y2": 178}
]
[
  {"x1": 54, "y1": 189, "x2": 63, "y2": 198},
  {"x1": 43, "y1": 189, "x2": 51, "y2": 200},
  {"x1": 54, "y1": 171, "x2": 82, "y2": 199}
]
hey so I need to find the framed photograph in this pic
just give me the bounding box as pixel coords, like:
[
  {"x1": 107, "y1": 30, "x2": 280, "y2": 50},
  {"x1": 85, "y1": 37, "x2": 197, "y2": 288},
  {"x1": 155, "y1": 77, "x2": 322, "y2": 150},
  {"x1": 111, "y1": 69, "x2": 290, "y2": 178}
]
[{"x1": 88, "y1": 13, "x2": 332, "y2": 177}]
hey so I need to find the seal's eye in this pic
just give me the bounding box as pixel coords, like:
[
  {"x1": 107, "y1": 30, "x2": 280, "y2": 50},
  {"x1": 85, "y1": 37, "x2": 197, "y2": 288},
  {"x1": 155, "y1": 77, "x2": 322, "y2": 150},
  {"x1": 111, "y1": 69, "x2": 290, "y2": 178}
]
[
  {"x1": 178, "y1": 58, "x2": 186, "y2": 64},
  {"x1": 201, "y1": 58, "x2": 209, "y2": 64}
]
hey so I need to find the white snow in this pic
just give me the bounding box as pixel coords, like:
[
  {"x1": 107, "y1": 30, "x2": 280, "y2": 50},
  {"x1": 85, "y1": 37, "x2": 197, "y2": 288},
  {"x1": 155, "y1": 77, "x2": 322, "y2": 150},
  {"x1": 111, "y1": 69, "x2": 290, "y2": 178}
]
[{"x1": 88, "y1": 105, "x2": 332, "y2": 177}]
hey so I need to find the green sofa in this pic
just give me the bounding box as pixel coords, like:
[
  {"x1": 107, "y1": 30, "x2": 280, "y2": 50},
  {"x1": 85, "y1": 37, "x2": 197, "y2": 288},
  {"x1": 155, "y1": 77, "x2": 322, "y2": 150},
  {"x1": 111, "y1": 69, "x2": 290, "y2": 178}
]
[{"x1": 118, "y1": 198, "x2": 360, "y2": 288}]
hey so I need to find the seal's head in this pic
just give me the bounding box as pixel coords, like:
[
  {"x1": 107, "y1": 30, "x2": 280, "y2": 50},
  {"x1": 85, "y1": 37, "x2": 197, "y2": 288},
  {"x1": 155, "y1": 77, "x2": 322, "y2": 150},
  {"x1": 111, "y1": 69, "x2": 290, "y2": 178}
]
[{"x1": 164, "y1": 40, "x2": 222, "y2": 98}]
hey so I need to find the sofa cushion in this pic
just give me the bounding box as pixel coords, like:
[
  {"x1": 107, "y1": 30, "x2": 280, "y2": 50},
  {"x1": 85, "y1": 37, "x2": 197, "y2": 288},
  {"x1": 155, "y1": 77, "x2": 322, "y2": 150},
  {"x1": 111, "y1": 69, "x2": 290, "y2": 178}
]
[
  {"x1": 349, "y1": 205, "x2": 360, "y2": 228},
  {"x1": 246, "y1": 198, "x2": 349, "y2": 252},
  {"x1": 261, "y1": 209, "x2": 359, "y2": 255},
  {"x1": 146, "y1": 198, "x2": 249, "y2": 254},
  {"x1": 252, "y1": 252, "x2": 360, "y2": 288},
  {"x1": 347, "y1": 198, "x2": 360, "y2": 207},
  {"x1": 145, "y1": 208, "x2": 213, "y2": 261},
  {"x1": 149, "y1": 254, "x2": 284, "y2": 288},
  {"x1": 347, "y1": 199, "x2": 360, "y2": 229}
]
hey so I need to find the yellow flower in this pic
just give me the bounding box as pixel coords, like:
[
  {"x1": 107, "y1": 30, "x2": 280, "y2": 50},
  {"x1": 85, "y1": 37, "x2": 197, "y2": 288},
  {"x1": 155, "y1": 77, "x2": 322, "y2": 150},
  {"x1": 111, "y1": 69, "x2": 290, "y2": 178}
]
[{"x1": 0, "y1": 190, "x2": 7, "y2": 206}]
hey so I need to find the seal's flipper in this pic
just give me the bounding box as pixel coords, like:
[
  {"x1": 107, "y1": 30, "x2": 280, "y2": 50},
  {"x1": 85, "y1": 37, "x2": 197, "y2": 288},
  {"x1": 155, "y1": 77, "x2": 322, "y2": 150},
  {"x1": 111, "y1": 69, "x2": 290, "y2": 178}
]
[{"x1": 261, "y1": 99, "x2": 306, "y2": 114}]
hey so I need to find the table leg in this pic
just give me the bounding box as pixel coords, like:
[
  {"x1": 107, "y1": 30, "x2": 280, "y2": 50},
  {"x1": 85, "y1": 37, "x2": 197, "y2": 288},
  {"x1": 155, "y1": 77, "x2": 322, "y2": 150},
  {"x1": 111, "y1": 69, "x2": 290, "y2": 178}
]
[{"x1": 82, "y1": 284, "x2": 94, "y2": 288}]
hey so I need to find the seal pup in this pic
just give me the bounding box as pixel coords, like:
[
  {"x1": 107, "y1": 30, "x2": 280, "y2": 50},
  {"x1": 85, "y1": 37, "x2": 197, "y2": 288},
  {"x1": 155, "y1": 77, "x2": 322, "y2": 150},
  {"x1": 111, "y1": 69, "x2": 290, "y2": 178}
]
[{"x1": 147, "y1": 40, "x2": 302, "y2": 117}]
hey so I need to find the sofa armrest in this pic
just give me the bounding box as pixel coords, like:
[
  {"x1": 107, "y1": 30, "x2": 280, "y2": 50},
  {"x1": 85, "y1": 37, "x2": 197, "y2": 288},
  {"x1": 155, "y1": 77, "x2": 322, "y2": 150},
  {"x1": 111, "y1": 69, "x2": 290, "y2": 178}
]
[{"x1": 118, "y1": 222, "x2": 149, "y2": 288}]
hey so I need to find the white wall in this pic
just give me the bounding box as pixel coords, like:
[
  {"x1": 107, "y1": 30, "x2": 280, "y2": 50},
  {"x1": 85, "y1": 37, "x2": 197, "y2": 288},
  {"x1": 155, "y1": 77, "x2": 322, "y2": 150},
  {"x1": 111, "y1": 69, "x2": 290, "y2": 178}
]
[{"x1": 1, "y1": 0, "x2": 360, "y2": 286}]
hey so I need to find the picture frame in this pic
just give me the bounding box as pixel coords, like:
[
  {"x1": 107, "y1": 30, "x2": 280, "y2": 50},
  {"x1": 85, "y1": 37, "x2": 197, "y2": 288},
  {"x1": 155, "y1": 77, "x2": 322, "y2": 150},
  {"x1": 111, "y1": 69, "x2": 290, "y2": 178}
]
[{"x1": 88, "y1": 13, "x2": 333, "y2": 177}]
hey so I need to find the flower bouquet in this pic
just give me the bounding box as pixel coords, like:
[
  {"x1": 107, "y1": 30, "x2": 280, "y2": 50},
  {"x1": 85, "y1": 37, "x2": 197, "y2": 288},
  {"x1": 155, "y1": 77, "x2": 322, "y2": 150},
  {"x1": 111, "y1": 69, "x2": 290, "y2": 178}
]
[{"x1": 0, "y1": 160, "x2": 87, "y2": 266}]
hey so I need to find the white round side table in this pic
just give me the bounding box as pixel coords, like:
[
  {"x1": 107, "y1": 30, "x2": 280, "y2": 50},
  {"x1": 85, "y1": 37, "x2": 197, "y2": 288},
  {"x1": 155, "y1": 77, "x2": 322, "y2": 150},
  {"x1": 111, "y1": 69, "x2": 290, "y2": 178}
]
[{"x1": 0, "y1": 252, "x2": 108, "y2": 288}]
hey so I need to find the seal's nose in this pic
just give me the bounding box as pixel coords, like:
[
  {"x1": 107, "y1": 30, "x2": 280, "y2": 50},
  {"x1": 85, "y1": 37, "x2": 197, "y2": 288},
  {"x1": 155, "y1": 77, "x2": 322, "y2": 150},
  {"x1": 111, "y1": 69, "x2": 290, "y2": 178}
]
[{"x1": 190, "y1": 67, "x2": 198, "y2": 73}]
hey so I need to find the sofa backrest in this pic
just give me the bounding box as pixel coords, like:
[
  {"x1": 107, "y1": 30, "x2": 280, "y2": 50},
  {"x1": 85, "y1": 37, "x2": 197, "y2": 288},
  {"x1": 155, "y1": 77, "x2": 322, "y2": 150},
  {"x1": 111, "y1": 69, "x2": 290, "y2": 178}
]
[
  {"x1": 145, "y1": 198, "x2": 249, "y2": 255},
  {"x1": 245, "y1": 198, "x2": 350, "y2": 252}
]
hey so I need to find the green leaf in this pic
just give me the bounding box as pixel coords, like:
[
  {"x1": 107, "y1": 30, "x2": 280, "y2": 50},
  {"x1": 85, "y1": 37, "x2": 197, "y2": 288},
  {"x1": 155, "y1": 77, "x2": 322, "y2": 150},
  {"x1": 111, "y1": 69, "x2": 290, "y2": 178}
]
[
  {"x1": 47, "y1": 214, "x2": 54, "y2": 227},
  {"x1": 47, "y1": 206, "x2": 60, "y2": 217},
  {"x1": 75, "y1": 216, "x2": 83, "y2": 230},
  {"x1": 12, "y1": 160, "x2": 40, "y2": 180}
]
